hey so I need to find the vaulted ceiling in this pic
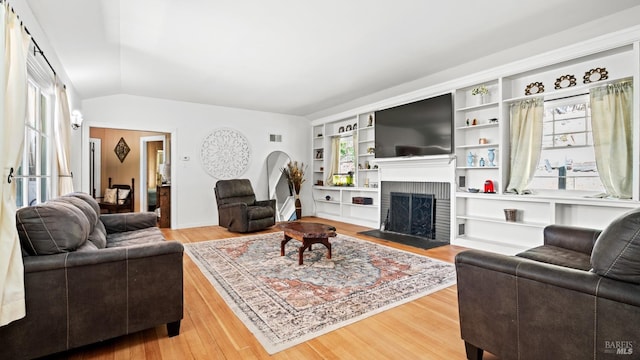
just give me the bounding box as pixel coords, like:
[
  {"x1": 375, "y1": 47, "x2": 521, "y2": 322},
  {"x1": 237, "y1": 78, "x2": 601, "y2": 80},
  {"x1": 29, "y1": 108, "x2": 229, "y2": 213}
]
[{"x1": 25, "y1": 0, "x2": 640, "y2": 116}]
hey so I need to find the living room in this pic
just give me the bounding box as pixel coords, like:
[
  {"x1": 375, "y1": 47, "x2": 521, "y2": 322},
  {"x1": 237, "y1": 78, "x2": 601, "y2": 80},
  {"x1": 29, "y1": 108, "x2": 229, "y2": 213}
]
[{"x1": 3, "y1": 1, "x2": 640, "y2": 359}]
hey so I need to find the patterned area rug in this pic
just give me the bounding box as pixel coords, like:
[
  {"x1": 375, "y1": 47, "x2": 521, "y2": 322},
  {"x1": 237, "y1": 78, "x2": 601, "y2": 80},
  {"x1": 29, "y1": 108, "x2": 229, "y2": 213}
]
[{"x1": 185, "y1": 232, "x2": 456, "y2": 354}]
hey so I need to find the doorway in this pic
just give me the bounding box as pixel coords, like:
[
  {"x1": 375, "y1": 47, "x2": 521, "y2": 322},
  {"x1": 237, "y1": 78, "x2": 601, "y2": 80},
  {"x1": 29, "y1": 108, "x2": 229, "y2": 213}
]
[{"x1": 140, "y1": 135, "x2": 166, "y2": 212}]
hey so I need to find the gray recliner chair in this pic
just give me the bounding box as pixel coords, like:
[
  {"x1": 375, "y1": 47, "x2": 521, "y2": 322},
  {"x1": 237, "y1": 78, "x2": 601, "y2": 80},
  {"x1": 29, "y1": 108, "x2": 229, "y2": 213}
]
[{"x1": 214, "y1": 179, "x2": 276, "y2": 233}]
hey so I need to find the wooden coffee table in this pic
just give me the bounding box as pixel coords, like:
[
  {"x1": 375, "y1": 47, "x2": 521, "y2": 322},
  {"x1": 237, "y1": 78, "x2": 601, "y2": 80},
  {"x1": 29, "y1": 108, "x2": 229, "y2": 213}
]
[{"x1": 278, "y1": 222, "x2": 337, "y2": 265}]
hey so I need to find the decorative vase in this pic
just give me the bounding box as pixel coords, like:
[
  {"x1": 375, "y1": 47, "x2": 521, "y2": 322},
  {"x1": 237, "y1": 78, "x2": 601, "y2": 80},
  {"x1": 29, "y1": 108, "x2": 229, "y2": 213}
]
[
  {"x1": 294, "y1": 183, "x2": 302, "y2": 219},
  {"x1": 467, "y1": 152, "x2": 474, "y2": 167},
  {"x1": 488, "y1": 149, "x2": 496, "y2": 167}
]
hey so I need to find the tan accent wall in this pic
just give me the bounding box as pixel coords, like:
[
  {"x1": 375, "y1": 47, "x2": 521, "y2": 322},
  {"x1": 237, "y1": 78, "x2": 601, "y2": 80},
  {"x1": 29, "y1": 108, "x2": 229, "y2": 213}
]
[{"x1": 89, "y1": 127, "x2": 169, "y2": 212}]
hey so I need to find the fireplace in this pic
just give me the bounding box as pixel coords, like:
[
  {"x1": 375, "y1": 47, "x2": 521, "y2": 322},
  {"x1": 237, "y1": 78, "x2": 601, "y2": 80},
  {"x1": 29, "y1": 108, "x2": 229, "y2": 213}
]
[
  {"x1": 380, "y1": 181, "x2": 450, "y2": 243},
  {"x1": 388, "y1": 192, "x2": 435, "y2": 239},
  {"x1": 357, "y1": 156, "x2": 454, "y2": 249}
]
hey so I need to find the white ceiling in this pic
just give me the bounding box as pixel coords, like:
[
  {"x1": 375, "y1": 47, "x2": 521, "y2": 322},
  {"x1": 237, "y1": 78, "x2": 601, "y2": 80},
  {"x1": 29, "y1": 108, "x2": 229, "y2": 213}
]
[{"x1": 25, "y1": 0, "x2": 640, "y2": 116}]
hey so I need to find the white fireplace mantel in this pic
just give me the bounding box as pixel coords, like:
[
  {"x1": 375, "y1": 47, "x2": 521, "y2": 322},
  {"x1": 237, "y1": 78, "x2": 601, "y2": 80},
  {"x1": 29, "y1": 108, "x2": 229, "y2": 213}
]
[{"x1": 375, "y1": 155, "x2": 456, "y2": 184}]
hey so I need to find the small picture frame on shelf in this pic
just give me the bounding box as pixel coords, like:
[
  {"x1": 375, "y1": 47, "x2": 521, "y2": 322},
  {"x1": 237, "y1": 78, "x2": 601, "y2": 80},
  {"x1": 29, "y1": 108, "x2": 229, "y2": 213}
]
[{"x1": 315, "y1": 149, "x2": 323, "y2": 159}]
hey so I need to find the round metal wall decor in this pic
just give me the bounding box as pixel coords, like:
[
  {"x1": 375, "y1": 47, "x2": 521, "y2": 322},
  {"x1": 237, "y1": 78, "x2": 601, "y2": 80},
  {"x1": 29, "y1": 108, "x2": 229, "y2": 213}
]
[{"x1": 200, "y1": 128, "x2": 251, "y2": 179}]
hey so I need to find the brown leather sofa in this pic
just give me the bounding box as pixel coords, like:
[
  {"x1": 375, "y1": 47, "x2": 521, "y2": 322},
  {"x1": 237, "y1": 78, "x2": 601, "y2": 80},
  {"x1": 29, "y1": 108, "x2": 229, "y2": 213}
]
[
  {"x1": 456, "y1": 208, "x2": 640, "y2": 360},
  {"x1": 0, "y1": 192, "x2": 183, "y2": 360},
  {"x1": 214, "y1": 179, "x2": 276, "y2": 232}
]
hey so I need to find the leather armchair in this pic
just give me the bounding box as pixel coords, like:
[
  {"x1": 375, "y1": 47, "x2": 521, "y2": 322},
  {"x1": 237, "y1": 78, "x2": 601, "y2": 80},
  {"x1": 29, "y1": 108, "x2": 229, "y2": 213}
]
[
  {"x1": 214, "y1": 179, "x2": 276, "y2": 232},
  {"x1": 456, "y1": 209, "x2": 640, "y2": 360}
]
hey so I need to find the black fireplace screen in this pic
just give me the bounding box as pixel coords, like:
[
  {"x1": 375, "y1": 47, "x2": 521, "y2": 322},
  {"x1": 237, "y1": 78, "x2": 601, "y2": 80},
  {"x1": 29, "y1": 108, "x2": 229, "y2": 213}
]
[{"x1": 389, "y1": 192, "x2": 436, "y2": 239}]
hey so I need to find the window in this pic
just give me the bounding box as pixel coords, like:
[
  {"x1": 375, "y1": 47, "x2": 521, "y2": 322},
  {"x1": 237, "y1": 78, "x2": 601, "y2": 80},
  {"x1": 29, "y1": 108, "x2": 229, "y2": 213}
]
[
  {"x1": 529, "y1": 95, "x2": 604, "y2": 192},
  {"x1": 15, "y1": 80, "x2": 53, "y2": 207},
  {"x1": 338, "y1": 136, "x2": 355, "y2": 174}
]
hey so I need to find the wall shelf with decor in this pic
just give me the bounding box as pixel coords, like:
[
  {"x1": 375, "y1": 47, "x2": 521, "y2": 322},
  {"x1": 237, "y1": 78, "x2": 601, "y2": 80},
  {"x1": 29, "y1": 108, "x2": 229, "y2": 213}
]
[
  {"x1": 454, "y1": 80, "x2": 505, "y2": 197},
  {"x1": 310, "y1": 112, "x2": 379, "y2": 227},
  {"x1": 312, "y1": 186, "x2": 379, "y2": 228}
]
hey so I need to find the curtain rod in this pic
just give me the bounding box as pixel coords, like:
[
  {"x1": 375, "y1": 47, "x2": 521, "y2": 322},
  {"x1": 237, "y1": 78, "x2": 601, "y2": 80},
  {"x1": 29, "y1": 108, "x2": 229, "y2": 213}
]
[{"x1": 5, "y1": 1, "x2": 62, "y2": 84}]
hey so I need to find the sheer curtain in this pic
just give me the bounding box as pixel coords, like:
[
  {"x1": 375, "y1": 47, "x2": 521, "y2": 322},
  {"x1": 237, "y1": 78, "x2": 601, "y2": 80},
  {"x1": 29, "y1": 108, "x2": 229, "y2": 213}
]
[
  {"x1": 590, "y1": 80, "x2": 633, "y2": 199},
  {"x1": 505, "y1": 98, "x2": 544, "y2": 194},
  {"x1": 326, "y1": 136, "x2": 340, "y2": 185},
  {"x1": 55, "y1": 82, "x2": 73, "y2": 195},
  {"x1": 0, "y1": 3, "x2": 31, "y2": 326}
]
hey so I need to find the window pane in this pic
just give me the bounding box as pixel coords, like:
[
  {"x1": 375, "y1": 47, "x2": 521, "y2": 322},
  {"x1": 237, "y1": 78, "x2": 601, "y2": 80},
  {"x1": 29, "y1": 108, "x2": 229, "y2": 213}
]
[
  {"x1": 339, "y1": 136, "x2": 355, "y2": 173},
  {"x1": 40, "y1": 136, "x2": 48, "y2": 175},
  {"x1": 16, "y1": 179, "x2": 24, "y2": 206},
  {"x1": 27, "y1": 129, "x2": 37, "y2": 175},
  {"x1": 41, "y1": 176, "x2": 49, "y2": 201},
  {"x1": 27, "y1": 178, "x2": 37, "y2": 206},
  {"x1": 532, "y1": 95, "x2": 603, "y2": 192},
  {"x1": 27, "y1": 84, "x2": 36, "y2": 127},
  {"x1": 40, "y1": 94, "x2": 48, "y2": 132}
]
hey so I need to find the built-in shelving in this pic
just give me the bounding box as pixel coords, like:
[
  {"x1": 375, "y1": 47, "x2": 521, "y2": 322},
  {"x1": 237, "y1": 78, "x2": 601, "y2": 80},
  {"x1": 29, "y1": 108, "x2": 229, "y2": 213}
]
[{"x1": 311, "y1": 37, "x2": 640, "y2": 255}]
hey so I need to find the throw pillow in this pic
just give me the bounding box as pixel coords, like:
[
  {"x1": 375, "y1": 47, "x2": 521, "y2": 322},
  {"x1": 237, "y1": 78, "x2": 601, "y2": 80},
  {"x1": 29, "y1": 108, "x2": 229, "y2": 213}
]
[
  {"x1": 103, "y1": 188, "x2": 117, "y2": 204},
  {"x1": 117, "y1": 189, "x2": 130, "y2": 204},
  {"x1": 591, "y1": 207, "x2": 640, "y2": 284}
]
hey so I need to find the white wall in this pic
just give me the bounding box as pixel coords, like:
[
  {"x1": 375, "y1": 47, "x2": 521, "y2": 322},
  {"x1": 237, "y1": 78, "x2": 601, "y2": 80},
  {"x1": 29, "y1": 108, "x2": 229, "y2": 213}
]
[{"x1": 81, "y1": 94, "x2": 310, "y2": 229}]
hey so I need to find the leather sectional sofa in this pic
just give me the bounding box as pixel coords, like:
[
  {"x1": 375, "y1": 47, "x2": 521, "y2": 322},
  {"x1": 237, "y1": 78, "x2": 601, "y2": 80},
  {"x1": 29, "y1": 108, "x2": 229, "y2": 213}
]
[
  {"x1": 0, "y1": 192, "x2": 183, "y2": 360},
  {"x1": 456, "y1": 208, "x2": 640, "y2": 360}
]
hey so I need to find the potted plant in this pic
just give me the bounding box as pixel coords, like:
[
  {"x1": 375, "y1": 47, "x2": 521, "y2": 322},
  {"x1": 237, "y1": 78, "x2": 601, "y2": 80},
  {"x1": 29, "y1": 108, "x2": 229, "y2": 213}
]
[
  {"x1": 282, "y1": 161, "x2": 307, "y2": 219},
  {"x1": 471, "y1": 85, "x2": 490, "y2": 104}
]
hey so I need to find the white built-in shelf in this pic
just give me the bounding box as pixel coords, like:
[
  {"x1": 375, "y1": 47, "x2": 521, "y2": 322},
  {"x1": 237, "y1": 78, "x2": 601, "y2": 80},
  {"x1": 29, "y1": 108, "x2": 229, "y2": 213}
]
[
  {"x1": 455, "y1": 123, "x2": 499, "y2": 131},
  {"x1": 343, "y1": 203, "x2": 377, "y2": 208},
  {"x1": 456, "y1": 166, "x2": 499, "y2": 170},
  {"x1": 456, "y1": 215, "x2": 547, "y2": 228},
  {"x1": 456, "y1": 143, "x2": 499, "y2": 150},
  {"x1": 503, "y1": 76, "x2": 631, "y2": 104},
  {"x1": 456, "y1": 101, "x2": 500, "y2": 112}
]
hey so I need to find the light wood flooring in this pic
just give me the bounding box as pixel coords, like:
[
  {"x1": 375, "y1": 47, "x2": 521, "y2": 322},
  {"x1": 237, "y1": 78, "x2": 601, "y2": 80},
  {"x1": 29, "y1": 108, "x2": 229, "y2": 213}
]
[{"x1": 53, "y1": 217, "x2": 498, "y2": 360}]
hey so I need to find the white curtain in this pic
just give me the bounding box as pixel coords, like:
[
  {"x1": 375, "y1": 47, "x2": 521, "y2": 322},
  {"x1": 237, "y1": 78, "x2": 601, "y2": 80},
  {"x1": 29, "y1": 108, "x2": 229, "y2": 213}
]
[
  {"x1": 590, "y1": 80, "x2": 633, "y2": 199},
  {"x1": 0, "y1": 3, "x2": 31, "y2": 326},
  {"x1": 326, "y1": 136, "x2": 340, "y2": 185},
  {"x1": 55, "y1": 82, "x2": 73, "y2": 195},
  {"x1": 505, "y1": 98, "x2": 544, "y2": 194}
]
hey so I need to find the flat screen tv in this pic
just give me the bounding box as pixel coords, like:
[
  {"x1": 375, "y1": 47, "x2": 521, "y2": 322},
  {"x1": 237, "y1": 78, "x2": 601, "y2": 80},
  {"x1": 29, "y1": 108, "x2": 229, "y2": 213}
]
[{"x1": 374, "y1": 93, "x2": 453, "y2": 159}]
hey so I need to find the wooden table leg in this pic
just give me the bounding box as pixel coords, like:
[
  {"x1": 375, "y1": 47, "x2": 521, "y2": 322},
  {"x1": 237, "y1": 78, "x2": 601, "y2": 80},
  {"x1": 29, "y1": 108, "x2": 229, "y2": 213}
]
[{"x1": 281, "y1": 234, "x2": 292, "y2": 256}]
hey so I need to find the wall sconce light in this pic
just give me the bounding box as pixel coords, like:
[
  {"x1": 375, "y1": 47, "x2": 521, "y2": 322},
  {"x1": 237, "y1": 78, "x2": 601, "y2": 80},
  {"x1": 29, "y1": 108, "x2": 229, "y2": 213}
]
[{"x1": 71, "y1": 110, "x2": 84, "y2": 130}]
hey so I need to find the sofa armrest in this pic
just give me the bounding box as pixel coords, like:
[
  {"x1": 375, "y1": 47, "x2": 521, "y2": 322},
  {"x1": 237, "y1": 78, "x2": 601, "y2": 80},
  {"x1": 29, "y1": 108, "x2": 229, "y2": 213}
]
[
  {"x1": 543, "y1": 224, "x2": 601, "y2": 255},
  {"x1": 255, "y1": 199, "x2": 276, "y2": 210},
  {"x1": 101, "y1": 212, "x2": 158, "y2": 234}
]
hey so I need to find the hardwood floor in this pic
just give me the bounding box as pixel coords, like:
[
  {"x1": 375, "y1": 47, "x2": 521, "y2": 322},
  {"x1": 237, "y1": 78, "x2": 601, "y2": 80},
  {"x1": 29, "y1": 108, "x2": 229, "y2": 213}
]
[{"x1": 54, "y1": 217, "x2": 497, "y2": 360}]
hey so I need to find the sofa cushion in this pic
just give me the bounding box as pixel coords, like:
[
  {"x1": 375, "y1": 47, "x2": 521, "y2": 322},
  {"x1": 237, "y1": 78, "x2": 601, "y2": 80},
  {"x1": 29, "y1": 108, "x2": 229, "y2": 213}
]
[
  {"x1": 63, "y1": 192, "x2": 101, "y2": 217},
  {"x1": 51, "y1": 196, "x2": 98, "y2": 230},
  {"x1": 106, "y1": 227, "x2": 167, "y2": 248},
  {"x1": 591, "y1": 207, "x2": 640, "y2": 284},
  {"x1": 517, "y1": 245, "x2": 592, "y2": 271},
  {"x1": 88, "y1": 220, "x2": 107, "y2": 249},
  {"x1": 16, "y1": 200, "x2": 90, "y2": 255}
]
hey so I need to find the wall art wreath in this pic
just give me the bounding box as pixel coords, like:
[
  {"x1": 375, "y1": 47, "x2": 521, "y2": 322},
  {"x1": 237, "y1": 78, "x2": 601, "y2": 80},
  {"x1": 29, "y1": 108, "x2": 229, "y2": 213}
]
[{"x1": 200, "y1": 128, "x2": 251, "y2": 179}]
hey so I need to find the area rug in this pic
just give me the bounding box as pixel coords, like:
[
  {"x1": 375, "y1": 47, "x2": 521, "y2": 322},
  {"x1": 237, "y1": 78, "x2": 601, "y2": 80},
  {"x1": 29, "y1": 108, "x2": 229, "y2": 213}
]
[{"x1": 185, "y1": 232, "x2": 456, "y2": 354}]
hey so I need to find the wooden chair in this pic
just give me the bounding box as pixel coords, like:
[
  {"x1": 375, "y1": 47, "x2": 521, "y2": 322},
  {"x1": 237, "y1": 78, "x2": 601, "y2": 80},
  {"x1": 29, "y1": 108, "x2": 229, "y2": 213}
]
[{"x1": 99, "y1": 178, "x2": 135, "y2": 213}]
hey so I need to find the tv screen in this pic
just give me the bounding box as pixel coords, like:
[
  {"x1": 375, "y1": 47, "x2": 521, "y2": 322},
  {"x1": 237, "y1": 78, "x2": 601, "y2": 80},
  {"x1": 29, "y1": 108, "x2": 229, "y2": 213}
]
[{"x1": 374, "y1": 93, "x2": 453, "y2": 158}]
